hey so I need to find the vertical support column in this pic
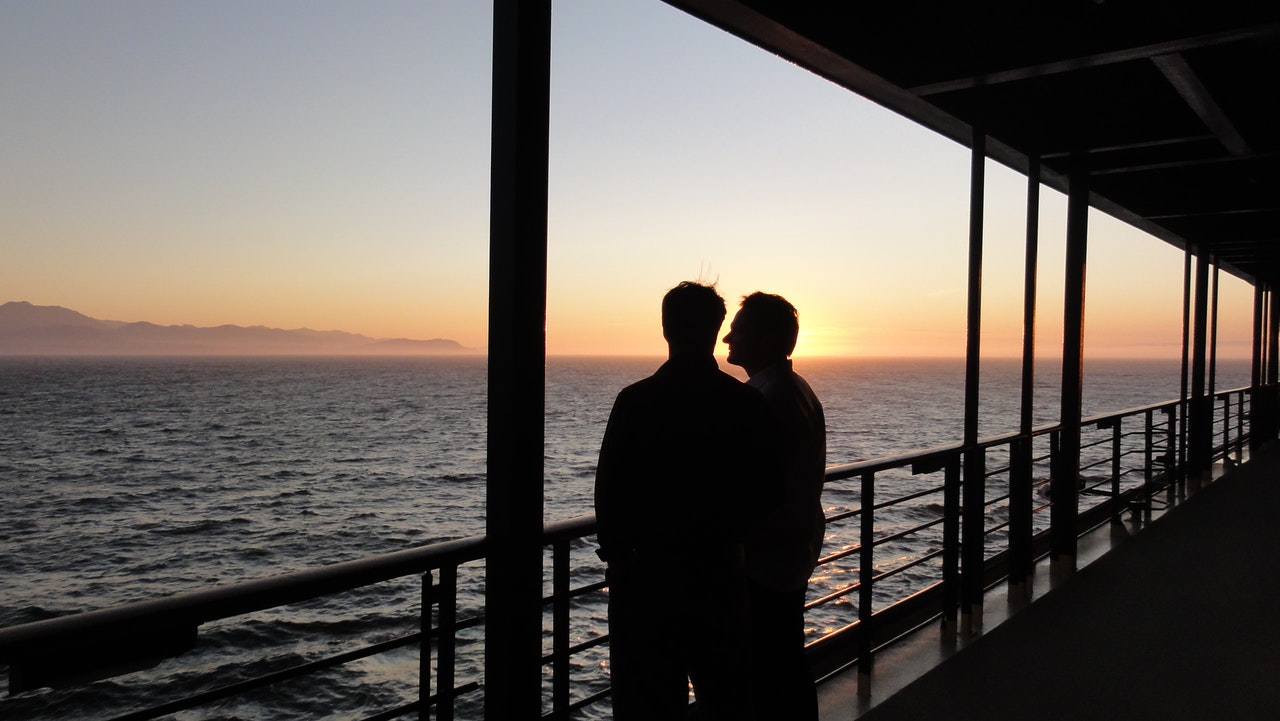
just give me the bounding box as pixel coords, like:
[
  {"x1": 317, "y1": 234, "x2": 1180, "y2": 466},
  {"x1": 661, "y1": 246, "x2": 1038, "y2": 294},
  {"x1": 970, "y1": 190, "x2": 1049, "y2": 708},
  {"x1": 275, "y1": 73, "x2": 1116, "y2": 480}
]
[
  {"x1": 961, "y1": 127, "x2": 985, "y2": 632},
  {"x1": 1209, "y1": 260, "x2": 1220, "y2": 399},
  {"x1": 1250, "y1": 284, "x2": 1265, "y2": 453},
  {"x1": 485, "y1": 1, "x2": 551, "y2": 718},
  {"x1": 1264, "y1": 288, "x2": 1274, "y2": 445},
  {"x1": 1264, "y1": 286, "x2": 1274, "y2": 384},
  {"x1": 1210, "y1": 261, "x2": 1221, "y2": 458},
  {"x1": 1178, "y1": 248, "x2": 1192, "y2": 482},
  {"x1": 1051, "y1": 160, "x2": 1087, "y2": 571},
  {"x1": 1189, "y1": 248, "x2": 1211, "y2": 478},
  {"x1": 1009, "y1": 154, "x2": 1039, "y2": 602}
]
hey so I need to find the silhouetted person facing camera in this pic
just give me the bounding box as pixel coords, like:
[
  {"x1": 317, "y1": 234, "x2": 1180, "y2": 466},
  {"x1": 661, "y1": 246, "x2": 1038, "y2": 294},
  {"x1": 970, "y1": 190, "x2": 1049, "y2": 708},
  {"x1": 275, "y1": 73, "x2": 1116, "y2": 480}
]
[
  {"x1": 595, "y1": 281, "x2": 782, "y2": 721},
  {"x1": 724, "y1": 291, "x2": 827, "y2": 721}
]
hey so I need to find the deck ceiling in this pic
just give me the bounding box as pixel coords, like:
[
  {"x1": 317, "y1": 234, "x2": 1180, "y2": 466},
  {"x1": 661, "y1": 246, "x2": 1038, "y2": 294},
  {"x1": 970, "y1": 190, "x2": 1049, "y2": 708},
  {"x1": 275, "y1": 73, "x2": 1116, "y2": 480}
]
[{"x1": 664, "y1": 1, "x2": 1280, "y2": 286}]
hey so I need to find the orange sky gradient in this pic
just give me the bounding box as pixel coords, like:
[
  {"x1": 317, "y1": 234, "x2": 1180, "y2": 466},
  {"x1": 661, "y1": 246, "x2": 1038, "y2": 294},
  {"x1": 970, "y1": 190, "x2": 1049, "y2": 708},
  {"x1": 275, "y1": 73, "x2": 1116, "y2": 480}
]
[{"x1": 1, "y1": 1, "x2": 1259, "y2": 361}]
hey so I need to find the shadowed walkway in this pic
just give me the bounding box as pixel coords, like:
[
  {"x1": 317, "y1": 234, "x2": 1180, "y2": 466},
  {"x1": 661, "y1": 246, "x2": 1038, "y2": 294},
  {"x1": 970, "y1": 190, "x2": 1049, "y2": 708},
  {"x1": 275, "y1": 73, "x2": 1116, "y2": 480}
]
[{"x1": 821, "y1": 444, "x2": 1280, "y2": 721}]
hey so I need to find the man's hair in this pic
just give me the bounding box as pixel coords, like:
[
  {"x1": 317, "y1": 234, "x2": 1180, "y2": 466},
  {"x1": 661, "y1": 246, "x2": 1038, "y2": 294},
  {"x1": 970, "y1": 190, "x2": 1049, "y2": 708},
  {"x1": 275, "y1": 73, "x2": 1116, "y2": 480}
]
[
  {"x1": 662, "y1": 281, "x2": 727, "y2": 349},
  {"x1": 739, "y1": 291, "x2": 800, "y2": 357}
]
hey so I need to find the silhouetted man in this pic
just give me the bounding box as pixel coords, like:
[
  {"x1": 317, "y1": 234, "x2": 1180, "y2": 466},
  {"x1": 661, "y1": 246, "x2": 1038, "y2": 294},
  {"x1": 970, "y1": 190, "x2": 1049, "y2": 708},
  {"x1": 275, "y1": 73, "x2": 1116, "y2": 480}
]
[
  {"x1": 724, "y1": 291, "x2": 826, "y2": 721},
  {"x1": 595, "y1": 281, "x2": 781, "y2": 721}
]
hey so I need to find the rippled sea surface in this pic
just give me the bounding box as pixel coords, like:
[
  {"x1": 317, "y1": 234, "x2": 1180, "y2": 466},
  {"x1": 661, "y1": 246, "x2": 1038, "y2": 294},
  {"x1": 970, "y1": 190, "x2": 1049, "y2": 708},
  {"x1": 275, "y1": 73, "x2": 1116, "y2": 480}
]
[{"x1": 0, "y1": 355, "x2": 1250, "y2": 720}]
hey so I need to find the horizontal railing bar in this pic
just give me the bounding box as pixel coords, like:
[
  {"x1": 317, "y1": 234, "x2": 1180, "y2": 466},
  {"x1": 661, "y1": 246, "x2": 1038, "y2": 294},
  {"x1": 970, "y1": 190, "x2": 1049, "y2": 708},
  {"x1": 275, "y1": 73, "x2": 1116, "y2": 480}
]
[
  {"x1": 877, "y1": 484, "x2": 946, "y2": 509},
  {"x1": 825, "y1": 507, "x2": 863, "y2": 524},
  {"x1": 355, "y1": 681, "x2": 481, "y2": 721},
  {"x1": 107, "y1": 631, "x2": 424, "y2": 721},
  {"x1": 816, "y1": 543, "x2": 862, "y2": 566},
  {"x1": 867, "y1": 548, "x2": 945, "y2": 586},
  {"x1": 806, "y1": 579, "x2": 859, "y2": 610},
  {"x1": 807, "y1": 543, "x2": 947, "y2": 612},
  {"x1": 360, "y1": 700, "x2": 418, "y2": 721},
  {"x1": 984, "y1": 519, "x2": 1011, "y2": 536},
  {"x1": 540, "y1": 579, "x2": 607, "y2": 607},
  {"x1": 542, "y1": 514, "x2": 597, "y2": 543},
  {"x1": 541, "y1": 634, "x2": 609, "y2": 664},
  {"x1": 0, "y1": 535, "x2": 487, "y2": 657},
  {"x1": 827, "y1": 396, "x2": 1187, "y2": 483},
  {"x1": 105, "y1": 610, "x2": 488, "y2": 721},
  {"x1": 870, "y1": 517, "x2": 944, "y2": 549},
  {"x1": 557, "y1": 687, "x2": 612, "y2": 716}
]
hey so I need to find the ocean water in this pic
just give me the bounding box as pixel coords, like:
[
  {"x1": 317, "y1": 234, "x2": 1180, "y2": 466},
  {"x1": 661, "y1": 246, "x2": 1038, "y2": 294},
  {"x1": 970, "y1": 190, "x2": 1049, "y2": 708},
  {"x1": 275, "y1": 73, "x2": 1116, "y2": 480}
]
[{"x1": 0, "y1": 355, "x2": 1251, "y2": 719}]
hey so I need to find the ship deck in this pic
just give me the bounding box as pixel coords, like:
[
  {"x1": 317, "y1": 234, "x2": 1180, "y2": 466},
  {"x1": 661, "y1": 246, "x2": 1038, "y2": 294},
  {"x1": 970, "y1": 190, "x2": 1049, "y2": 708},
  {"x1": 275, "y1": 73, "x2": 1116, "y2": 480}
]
[{"x1": 818, "y1": 442, "x2": 1280, "y2": 721}]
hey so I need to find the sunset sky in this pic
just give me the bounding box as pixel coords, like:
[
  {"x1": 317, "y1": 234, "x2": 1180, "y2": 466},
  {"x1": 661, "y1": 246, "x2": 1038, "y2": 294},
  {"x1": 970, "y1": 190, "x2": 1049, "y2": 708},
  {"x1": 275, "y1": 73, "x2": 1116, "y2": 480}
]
[{"x1": 1, "y1": 1, "x2": 1258, "y2": 359}]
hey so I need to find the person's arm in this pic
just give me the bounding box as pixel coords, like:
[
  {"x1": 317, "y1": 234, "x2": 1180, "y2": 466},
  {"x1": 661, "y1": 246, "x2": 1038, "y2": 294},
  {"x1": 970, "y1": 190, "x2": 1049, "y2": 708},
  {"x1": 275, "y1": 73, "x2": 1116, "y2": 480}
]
[{"x1": 594, "y1": 394, "x2": 630, "y2": 562}]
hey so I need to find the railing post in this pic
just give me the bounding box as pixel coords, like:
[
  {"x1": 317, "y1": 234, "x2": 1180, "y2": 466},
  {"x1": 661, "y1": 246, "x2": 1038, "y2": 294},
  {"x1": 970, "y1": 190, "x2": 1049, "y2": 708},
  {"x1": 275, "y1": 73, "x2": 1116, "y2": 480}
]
[
  {"x1": 1189, "y1": 247, "x2": 1212, "y2": 479},
  {"x1": 1143, "y1": 409, "x2": 1155, "y2": 520},
  {"x1": 1221, "y1": 393, "x2": 1231, "y2": 462},
  {"x1": 421, "y1": 570, "x2": 434, "y2": 721},
  {"x1": 1110, "y1": 419, "x2": 1122, "y2": 519},
  {"x1": 439, "y1": 566, "x2": 458, "y2": 721},
  {"x1": 1250, "y1": 284, "x2": 1265, "y2": 453},
  {"x1": 1165, "y1": 405, "x2": 1178, "y2": 504},
  {"x1": 1008, "y1": 438, "x2": 1034, "y2": 601},
  {"x1": 1236, "y1": 391, "x2": 1246, "y2": 463},
  {"x1": 942, "y1": 455, "x2": 961, "y2": 636},
  {"x1": 961, "y1": 448, "x2": 986, "y2": 632},
  {"x1": 553, "y1": 540, "x2": 571, "y2": 719},
  {"x1": 858, "y1": 470, "x2": 875, "y2": 698}
]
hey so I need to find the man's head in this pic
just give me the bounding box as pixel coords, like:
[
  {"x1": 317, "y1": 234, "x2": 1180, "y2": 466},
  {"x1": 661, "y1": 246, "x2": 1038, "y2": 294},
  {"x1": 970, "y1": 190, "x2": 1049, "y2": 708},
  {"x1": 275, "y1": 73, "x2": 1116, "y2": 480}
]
[
  {"x1": 723, "y1": 291, "x2": 799, "y2": 375},
  {"x1": 662, "y1": 281, "x2": 727, "y2": 356}
]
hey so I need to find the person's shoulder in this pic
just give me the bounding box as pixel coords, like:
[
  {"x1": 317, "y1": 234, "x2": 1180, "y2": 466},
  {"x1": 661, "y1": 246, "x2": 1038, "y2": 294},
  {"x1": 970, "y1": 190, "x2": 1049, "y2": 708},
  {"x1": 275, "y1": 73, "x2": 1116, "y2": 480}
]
[
  {"x1": 788, "y1": 369, "x2": 815, "y2": 391},
  {"x1": 711, "y1": 370, "x2": 771, "y2": 410},
  {"x1": 709, "y1": 368, "x2": 754, "y2": 392},
  {"x1": 790, "y1": 370, "x2": 822, "y2": 398},
  {"x1": 615, "y1": 374, "x2": 658, "y2": 400}
]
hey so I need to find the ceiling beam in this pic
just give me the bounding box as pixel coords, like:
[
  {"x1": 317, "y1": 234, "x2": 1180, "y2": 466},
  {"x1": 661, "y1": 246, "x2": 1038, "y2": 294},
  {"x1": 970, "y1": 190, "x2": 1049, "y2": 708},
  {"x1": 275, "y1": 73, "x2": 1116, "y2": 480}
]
[
  {"x1": 908, "y1": 24, "x2": 1280, "y2": 96},
  {"x1": 1152, "y1": 53, "x2": 1251, "y2": 156}
]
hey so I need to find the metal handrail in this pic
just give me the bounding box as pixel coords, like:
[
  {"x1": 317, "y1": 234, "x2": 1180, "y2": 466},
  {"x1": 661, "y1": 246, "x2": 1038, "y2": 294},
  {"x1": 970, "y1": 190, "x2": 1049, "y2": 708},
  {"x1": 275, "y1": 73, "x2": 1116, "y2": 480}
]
[{"x1": 0, "y1": 386, "x2": 1259, "y2": 720}]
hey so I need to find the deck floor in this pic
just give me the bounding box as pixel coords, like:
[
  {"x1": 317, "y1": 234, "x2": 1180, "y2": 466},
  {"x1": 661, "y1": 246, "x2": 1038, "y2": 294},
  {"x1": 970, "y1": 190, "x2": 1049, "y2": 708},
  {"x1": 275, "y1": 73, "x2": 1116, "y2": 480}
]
[{"x1": 817, "y1": 443, "x2": 1280, "y2": 721}]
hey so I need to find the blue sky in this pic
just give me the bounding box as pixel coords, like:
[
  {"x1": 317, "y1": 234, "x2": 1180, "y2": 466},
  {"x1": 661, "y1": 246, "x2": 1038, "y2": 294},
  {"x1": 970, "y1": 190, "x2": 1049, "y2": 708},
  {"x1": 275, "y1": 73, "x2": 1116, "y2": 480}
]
[{"x1": 0, "y1": 0, "x2": 1256, "y2": 357}]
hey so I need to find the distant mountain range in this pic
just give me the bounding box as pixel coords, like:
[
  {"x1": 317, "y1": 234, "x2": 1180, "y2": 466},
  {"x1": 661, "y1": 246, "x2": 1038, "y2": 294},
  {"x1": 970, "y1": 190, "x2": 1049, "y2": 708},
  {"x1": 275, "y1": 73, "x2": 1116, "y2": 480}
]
[{"x1": 0, "y1": 302, "x2": 475, "y2": 356}]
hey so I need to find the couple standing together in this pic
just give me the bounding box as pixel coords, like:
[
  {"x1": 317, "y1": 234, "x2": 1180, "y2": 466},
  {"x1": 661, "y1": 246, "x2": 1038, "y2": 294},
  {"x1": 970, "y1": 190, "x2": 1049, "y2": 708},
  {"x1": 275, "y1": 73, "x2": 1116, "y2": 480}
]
[{"x1": 595, "y1": 281, "x2": 826, "y2": 721}]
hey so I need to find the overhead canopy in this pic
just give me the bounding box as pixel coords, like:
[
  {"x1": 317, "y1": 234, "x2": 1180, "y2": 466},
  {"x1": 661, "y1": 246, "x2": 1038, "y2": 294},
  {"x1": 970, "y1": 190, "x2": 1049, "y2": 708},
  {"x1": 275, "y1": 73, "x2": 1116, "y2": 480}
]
[{"x1": 665, "y1": 1, "x2": 1280, "y2": 285}]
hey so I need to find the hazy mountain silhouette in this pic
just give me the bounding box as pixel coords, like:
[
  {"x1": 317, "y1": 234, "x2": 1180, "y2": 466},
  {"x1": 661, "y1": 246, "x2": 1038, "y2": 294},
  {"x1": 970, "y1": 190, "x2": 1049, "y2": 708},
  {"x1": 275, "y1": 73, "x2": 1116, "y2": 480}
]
[{"x1": 0, "y1": 302, "x2": 475, "y2": 356}]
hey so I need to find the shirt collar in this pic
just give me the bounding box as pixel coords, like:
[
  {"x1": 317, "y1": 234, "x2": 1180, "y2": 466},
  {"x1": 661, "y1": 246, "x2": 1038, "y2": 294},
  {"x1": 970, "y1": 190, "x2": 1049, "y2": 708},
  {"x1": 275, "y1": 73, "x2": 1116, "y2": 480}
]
[{"x1": 746, "y1": 358, "x2": 792, "y2": 390}]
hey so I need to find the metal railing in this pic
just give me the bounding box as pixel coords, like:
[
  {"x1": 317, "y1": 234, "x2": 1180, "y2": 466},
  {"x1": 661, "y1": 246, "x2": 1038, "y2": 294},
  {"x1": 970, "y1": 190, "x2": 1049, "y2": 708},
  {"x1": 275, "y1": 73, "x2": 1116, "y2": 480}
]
[{"x1": 0, "y1": 387, "x2": 1257, "y2": 719}]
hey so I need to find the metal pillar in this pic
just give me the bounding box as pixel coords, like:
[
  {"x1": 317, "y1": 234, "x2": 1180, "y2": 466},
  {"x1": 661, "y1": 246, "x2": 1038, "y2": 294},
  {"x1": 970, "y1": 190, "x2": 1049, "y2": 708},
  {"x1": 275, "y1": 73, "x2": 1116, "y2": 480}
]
[
  {"x1": 1209, "y1": 260, "x2": 1220, "y2": 397},
  {"x1": 1189, "y1": 248, "x2": 1211, "y2": 476},
  {"x1": 1179, "y1": 248, "x2": 1192, "y2": 483},
  {"x1": 960, "y1": 127, "x2": 985, "y2": 631},
  {"x1": 485, "y1": 1, "x2": 551, "y2": 718},
  {"x1": 1264, "y1": 286, "x2": 1274, "y2": 386},
  {"x1": 1009, "y1": 154, "x2": 1039, "y2": 600},
  {"x1": 1051, "y1": 160, "x2": 1087, "y2": 568},
  {"x1": 1250, "y1": 283, "x2": 1265, "y2": 453},
  {"x1": 1252, "y1": 285, "x2": 1264, "y2": 389},
  {"x1": 1264, "y1": 286, "x2": 1274, "y2": 445}
]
